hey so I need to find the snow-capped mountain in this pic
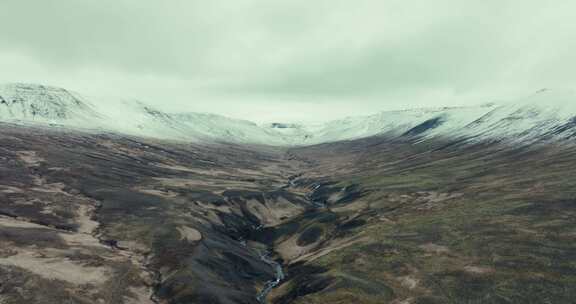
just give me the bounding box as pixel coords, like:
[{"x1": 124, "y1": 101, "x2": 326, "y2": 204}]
[
  {"x1": 0, "y1": 84, "x2": 288, "y2": 144},
  {"x1": 1, "y1": 83, "x2": 575, "y2": 146},
  {"x1": 296, "y1": 104, "x2": 497, "y2": 144},
  {"x1": 0, "y1": 84, "x2": 101, "y2": 123},
  {"x1": 288, "y1": 89, "x2": 576, "y2": 145},
  {"x1": 97, "y1": 101, "x2": 297, "y2": 144}
]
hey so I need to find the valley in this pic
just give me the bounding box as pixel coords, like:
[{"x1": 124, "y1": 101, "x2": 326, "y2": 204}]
[
  {"x1": 0, "y1": 123, "x2": 322, "y2": 304},
  {"x1": 1, "y1": 84, "x2": 576, "y2": 303},
  {"x1": 2, "y1": 120, "x2": 576, "y2": 304},
  {"x1": 2, "y1": 0, "x2": 574, "y2": 301}
]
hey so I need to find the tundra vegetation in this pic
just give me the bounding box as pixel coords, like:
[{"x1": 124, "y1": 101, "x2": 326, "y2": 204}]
[{"x1": 1, "y1": 124, "x2": 575, "y2": 304}]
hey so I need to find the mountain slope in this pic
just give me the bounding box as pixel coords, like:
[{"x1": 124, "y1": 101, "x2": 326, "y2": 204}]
[
  {"x1": 0, "y1": 84, "x2": 289, "y2": 145},
  {"x1": 0, "y1": 83, "x2": 101, "y2": 124},
  {"x1": 287, "y1": 90, "x2": 576, "y2": 145},
  {"x1": 95, "y1": 100, "x2": 291, "y2": 145}
]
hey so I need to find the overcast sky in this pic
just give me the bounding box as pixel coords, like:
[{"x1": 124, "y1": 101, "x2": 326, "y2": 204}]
[{"x1": 1, "y1": 1, "x2": 575, "y2": 122}]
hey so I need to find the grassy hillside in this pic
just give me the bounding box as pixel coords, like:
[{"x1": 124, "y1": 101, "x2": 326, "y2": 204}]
[{"x1": 272, "y1": 137, "x2": 576, "y2": 304}]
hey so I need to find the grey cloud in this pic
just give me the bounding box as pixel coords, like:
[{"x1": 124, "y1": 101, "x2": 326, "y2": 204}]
[{"x1": 0, "y1": 1, "x2": 575, "y2": 121}]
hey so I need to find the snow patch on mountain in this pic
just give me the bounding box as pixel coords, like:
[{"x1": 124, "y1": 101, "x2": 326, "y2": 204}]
[
  {"x1": 0, "y1": 83, "x2": 100, "y2": 124},
  {"x1": 92, "y1": 99, "x2": 291, "y2": 144}
]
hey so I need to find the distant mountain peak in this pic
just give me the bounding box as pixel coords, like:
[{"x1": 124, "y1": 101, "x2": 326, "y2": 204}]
[
  {"x1": 0, "y1": 83, "x2": 98, "y2": 121},
  {"x1": 266, "y1": 122, "x2": 303, "y2": 129}
]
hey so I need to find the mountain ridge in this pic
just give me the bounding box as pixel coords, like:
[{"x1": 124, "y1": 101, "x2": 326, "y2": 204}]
[{"x1": 1, "y1": 83, "x2": 575, "y2": 146}]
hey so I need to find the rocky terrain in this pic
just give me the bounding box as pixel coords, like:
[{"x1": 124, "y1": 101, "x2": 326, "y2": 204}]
[
  {"x1": 2, "y1": 120, "x2": 576, "y2": 304},
  {"x1": 0, "y1": 124, "x2": 308, "y2": 303}
]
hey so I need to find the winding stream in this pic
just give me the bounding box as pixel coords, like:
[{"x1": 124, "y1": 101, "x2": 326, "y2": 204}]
[
  {"x1": 256, "y1": 249, "x2": 285, "y2": 303},
  {"x1": 237, "y1": 234, "x2": 286, "y2": 303},
  {"x1": 253, "y1": 173, "x2": 316, "y2": 303}
]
